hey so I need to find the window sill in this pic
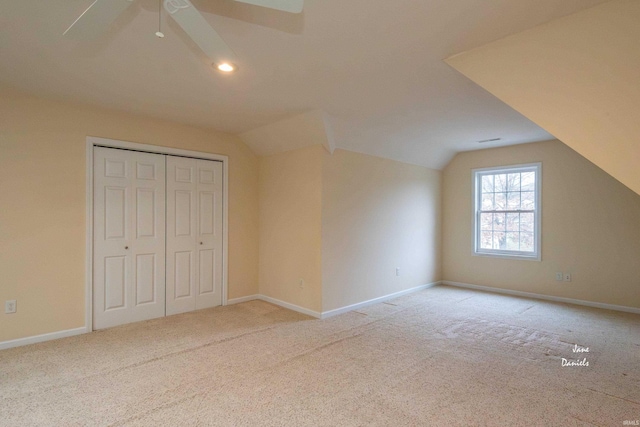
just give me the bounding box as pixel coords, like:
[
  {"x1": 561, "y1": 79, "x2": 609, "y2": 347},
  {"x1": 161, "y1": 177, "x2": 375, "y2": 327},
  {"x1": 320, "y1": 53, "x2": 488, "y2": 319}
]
[{"x1": 473, "y1": 251, "x2": 541, "y2": 262}]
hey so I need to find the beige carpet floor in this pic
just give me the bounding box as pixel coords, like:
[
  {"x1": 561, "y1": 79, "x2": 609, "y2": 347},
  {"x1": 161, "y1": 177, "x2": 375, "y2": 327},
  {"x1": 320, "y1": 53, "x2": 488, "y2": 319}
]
[{"x1": 1, "y1": 285, "x2": 639, "y2": 426}]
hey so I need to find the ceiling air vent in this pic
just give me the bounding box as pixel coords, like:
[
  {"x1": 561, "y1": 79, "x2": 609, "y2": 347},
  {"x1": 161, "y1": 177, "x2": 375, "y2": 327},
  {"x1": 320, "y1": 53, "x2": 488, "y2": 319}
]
[{"x1": 477, "y1": 138, "x2": 502, "y2": 143}]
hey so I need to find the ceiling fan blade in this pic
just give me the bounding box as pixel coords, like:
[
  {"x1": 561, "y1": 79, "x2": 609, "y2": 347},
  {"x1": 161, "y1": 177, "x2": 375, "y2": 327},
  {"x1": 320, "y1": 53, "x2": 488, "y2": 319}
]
[
  {"x1": 64, "y1": 0, "x2": 135, "y2": 38},
  {"x1": 164, "y1": 0, "x2": 237, "y2": 64},
  {"x1": 233, "y1": 0, "x2": 303, "y2": 14}
]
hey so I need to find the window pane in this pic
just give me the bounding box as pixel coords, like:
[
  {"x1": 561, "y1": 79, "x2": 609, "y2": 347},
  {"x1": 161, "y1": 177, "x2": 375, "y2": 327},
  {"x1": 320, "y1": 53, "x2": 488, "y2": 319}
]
[
  {"x1": 522, "y1": 191, "x2": 535, "y2": 210},
  {"x1": 481, "y1": 175, "x2": 494, "y2": 193},
  {"x1": 481, "y1": 193, "x2": 494, "y2": 210},
  {"x1": 506, "y1": 232, "x2": 520, "y2": 250},
  {"x1": 521, "y1": 172, "x2": 535, "y2": 191},
  {"x1": 493, "y1": 213, "x2": 505, "y2": 231},
  {"x1": 480, "y1": 213, "x2": 493, "y2": 230},
  {"x1": 507, "y1": 192, "x2": 521, "y2": 210},
  {"x1": 520, "y1": 232, "x2": 534, "y2": 252},
  {"x1": 494, "y1": 192, "x2": 506, "y2": 210},
  {"x1": 506, "y1": 212, "x2": 520, "y2": 232},
  {"x1": 493, "y1": 232, "x2": 506, "y2": 250},
  {"x1": 494, "y1": 174, "x2": 507, "y2": 192},
  {"x1": 507, "y1": 173, "x2": 521, "y2": 192},
  {"x1": 520, "y1": 212, "x2": 534, "y2": 232},
  {"x1": 480, "y1": 231, "x2": 493, "y2": 249}
]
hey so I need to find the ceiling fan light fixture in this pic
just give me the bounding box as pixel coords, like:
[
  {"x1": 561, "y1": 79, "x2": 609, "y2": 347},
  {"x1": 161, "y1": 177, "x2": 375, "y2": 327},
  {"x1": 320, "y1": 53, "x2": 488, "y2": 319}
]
[
  {"x1": 216, "y1": 62, "x2": 236, "y2": 73},
  {"x1": 155, "y1": 0, "x2": 164, "y2": 38}
]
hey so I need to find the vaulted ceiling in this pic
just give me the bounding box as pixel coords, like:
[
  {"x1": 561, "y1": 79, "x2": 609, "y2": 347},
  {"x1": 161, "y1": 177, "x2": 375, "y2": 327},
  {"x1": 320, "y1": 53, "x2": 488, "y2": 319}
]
[
  {"x1": 447, "y1": 0, "x2": 640, "y2": 195},
  {"x1": 0, "y1": 0, "x2": 609, "y2": 168}
]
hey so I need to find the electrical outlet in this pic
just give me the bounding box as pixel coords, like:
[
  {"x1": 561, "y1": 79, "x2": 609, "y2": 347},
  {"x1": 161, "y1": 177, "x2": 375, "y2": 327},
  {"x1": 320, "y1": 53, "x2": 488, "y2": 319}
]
[
  {"x1": 563, "y1": 273, "x2": 572, "y2": 282},
  {"x1": 396, "y1": 268, "x2": 400, "y2": 276},
  {"x1": 5, "y1": 300, "x2": 17, "y2": 314},
  {"x1": 299, "y1": 279, "x2": 304, "y2": 289},
  {"x1": 555, "y1": 272, "x2": 563, "y2": 281}
]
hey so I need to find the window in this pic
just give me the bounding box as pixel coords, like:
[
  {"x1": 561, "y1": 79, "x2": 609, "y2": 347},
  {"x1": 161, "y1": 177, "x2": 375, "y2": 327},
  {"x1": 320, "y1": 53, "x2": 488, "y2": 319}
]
[{"x1": 473, "y1": 163, "x2": 541, "y2": 260}]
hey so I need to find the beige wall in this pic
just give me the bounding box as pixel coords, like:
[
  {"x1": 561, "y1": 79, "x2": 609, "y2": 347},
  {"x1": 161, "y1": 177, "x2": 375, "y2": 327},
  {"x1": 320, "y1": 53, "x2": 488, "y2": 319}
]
[
  {"x1": 0, "y1": 88, "x2": 259, "y2": 342},
  {"x1": 442, "y1": 140, "x2": 640, "y2": 308},
  {"x1": 258, "y1": 146, "x2": 442, "y2": 314},
  {"x1": 446, "y1": 0, "x2": 640, "y2": 196},
  {"x1": 8, "y1": 86, "x2": 637, "y2": 345},
  {"x1": 322, "y1": 149, "x2": 442, "y2": 312},
  {"x1": 258, "y1": 145, "x2": 323, "y2": 312}
]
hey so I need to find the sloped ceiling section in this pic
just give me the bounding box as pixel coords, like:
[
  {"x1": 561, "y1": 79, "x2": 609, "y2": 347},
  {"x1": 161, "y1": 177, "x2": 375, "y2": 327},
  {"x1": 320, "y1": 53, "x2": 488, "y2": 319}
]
[
  {"x1": 446, "y1": 0, "x2": 640, "y2": 195},
  {"x1": 240, "y1": 110, "x2": 335, "y2": 156}
]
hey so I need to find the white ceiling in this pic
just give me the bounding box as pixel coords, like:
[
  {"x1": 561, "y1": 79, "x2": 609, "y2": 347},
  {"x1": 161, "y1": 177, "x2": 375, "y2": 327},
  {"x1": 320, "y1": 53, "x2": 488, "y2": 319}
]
[{"x1": 0, "y1": 0, "x2": 608, "y2": 169}]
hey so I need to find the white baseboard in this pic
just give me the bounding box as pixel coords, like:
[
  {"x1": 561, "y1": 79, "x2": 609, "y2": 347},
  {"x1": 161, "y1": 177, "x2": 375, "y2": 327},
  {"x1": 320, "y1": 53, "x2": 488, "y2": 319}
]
[
  {"x1": 227, "y1": 294, "x2": 260, "y2": 305},
  {"x1": 442, "y1": 281, "x2": 640, "y2": 315},
  {"x1": 258, "y1": 295, "x2": 322, "y2": 318},
  {"x1": 0, "y1": 327, "x2": 87, "y2": 351},
  {"x1": 229, "y1": 283, "x2": 442, "y2": 320},
  {"x1": 27, "y1": 280, "x2": 626, "y2": 351},
  {"x1": 320, "y1": 281, "x2": 441, "y2": 319}
]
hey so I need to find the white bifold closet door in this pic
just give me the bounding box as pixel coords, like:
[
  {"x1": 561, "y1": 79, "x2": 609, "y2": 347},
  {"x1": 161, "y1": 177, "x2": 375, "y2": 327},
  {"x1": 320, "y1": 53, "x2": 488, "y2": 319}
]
[
  {"x1": 93, "y1": 147, "x2": 166, "y2": 330},
  {"x1": 166, "y1": 156, "x2": 223, "y2": 315}
]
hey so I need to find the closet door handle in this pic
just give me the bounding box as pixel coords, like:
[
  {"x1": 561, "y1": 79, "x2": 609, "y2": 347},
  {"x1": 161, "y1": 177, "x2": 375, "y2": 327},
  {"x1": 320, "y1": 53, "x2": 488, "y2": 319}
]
[
  {"x1": 125, "y1": 246, "x2": 129, "y2": 250},
  {"x1": 199, "y1": 242, "x2": 203, "y2": 245}
]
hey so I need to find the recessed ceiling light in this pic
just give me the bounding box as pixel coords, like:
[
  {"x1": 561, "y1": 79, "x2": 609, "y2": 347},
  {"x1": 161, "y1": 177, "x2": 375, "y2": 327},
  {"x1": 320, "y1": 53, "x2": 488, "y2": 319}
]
[
  {"x1": 216, "y1": 62, "x2": 236, "y2": 73},
  {"x1": 477, "y1": 137, "x2": 502, "y2": 143}
]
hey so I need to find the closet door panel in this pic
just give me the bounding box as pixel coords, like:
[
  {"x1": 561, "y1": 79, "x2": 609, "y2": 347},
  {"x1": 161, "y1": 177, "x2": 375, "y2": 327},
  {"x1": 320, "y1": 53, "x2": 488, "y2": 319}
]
[
  {"x1": 94, "y1": 147, "x2": 166, "y2": 329},
  {"x1": 166, "y1": 156, "x2": 198, "y2": 315},
  {"x1": 96, "y1": 148, "x2": 224, "y2": 327},
  {"x1": 130, "y1": 153, "x2": 166, "y2": 321},
  {"x1": 198, "y1": 249, "x2": 215, "y2": 294},
  {"x1": 104, "y1": 256, "x2": 127, "y2": 310},
  {"x1": 135, "y1": 253, "x2": 156, "y2": 305},
  {"x1": 195, "y1": 160, "x2": 223, "y2": 309}
]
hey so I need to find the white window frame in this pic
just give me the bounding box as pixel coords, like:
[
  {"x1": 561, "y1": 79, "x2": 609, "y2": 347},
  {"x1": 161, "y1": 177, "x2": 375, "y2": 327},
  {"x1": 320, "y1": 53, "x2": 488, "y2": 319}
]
[{"x1": 472, "y1": 162, "x2": 542, "y2": 261}]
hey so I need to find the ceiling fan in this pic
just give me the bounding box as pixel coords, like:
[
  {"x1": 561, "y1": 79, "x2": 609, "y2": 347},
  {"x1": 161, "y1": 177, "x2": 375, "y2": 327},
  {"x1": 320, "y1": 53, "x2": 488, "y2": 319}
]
[{"x1": 64, "y1": 0, "x2": 304, "y2": 72}]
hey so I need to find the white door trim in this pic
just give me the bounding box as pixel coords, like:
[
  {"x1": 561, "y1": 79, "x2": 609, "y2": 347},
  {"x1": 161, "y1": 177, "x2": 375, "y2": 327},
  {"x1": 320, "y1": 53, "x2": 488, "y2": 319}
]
[{"x1": 85, "y1": 136, "x2": 230, "y2": 332}]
